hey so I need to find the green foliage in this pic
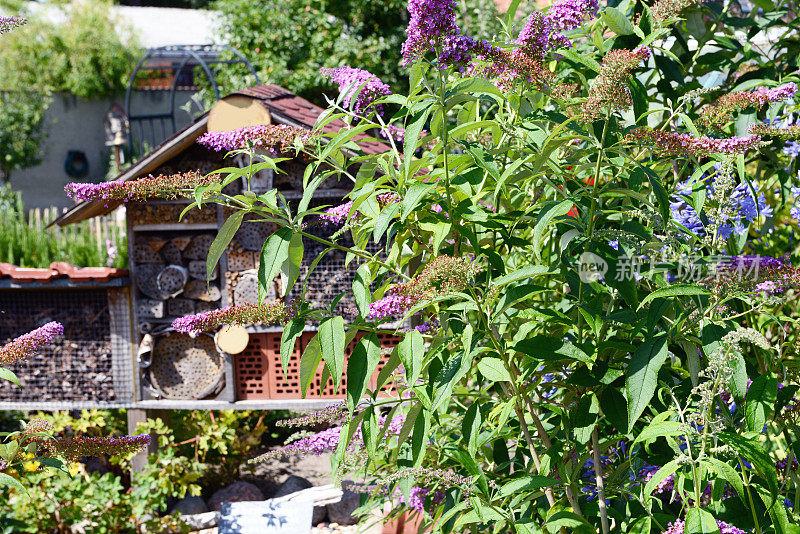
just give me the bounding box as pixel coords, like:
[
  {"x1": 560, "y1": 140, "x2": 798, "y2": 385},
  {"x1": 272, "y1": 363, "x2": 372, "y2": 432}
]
[
  {"x1": 212, "y1": 0, "x2": 503, "y2": 104},
  {"x1": 189, "y1": 0, "x2": 800, "y2": 531},
  {"x1": 0, "y1": 91, "x2": 50, "y2": 182},
  {"x1": 0, "y1": 0, "x2": 140, "y2": 99},
  {"x1": 0, "y1": 184, "x2": 128, "y2": 268},
  {"x1": 0, "y1": 409, "x2": 279, "y2": 531}
]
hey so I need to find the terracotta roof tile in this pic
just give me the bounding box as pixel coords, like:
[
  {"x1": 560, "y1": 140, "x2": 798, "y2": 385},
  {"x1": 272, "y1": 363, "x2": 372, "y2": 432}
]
[
  {"x1": 0, "y1": 263, "x2": 128, "y2": 284},
  {"x1": 230, "y1": 84, "x2": 392, "y2": 156}
]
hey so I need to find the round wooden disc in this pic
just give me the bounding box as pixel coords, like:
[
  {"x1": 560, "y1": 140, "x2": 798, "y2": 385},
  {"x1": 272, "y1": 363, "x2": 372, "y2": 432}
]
[{"x1": 216, "y1": 325, "x2": 249, "y2": 354}]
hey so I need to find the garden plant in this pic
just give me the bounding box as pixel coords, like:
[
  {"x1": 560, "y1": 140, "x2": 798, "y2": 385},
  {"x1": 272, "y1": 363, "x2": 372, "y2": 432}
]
[{"x1": 20, "y1": 0, "x2": 800, "y2": 531}]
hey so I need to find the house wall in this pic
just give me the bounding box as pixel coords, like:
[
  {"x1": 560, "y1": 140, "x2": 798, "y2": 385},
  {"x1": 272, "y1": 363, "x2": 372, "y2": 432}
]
[{"x1": 9, "y1": 90, "x2": 198, "y2": 210}]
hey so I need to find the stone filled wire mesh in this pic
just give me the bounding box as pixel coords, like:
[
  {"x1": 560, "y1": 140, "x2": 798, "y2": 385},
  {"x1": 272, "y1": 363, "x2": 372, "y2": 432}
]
[{"x1": 0, "y1": 289, "x2": 127, "y2": 405}]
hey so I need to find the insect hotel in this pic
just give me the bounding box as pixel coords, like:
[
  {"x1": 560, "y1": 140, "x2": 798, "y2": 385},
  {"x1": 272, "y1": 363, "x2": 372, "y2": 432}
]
[{"x1": 40, "y1": 84, "x2": 399, "y2": 411}]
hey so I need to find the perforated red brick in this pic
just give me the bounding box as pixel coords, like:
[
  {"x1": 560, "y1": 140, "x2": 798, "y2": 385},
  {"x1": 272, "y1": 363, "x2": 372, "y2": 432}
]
[{"x1": 233, "y1": 331, "x2": 401, "y2": 400}]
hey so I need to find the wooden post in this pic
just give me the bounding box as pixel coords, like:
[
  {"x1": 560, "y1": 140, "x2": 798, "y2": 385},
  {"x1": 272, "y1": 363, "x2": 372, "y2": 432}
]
[{"x1": 126, "y1": 409, "x2": 153, "y2": 474}]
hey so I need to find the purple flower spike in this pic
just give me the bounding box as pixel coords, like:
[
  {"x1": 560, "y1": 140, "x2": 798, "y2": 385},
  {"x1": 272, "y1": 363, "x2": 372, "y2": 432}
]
[
  {"x1": 0, "y1": 16, "x2": 26, "y2": 34},
  {"x1": 321, "y1": 67, "x2": 391, "y2": 116},
  {"x1": 0, "y1": 322, "x2": 64, "y2": 366}
]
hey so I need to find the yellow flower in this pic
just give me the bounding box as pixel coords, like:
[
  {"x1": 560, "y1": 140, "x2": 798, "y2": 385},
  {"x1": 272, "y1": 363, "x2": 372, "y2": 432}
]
[
  {"x1": 23, "y1": 451, "x2": 34, "y2": 460},
  {"x1": 23, "y1": 460, "x2": 40, "y2": 472},
  {"x1": 68, "y1": 462, "x2": 81, "y2": 476}
]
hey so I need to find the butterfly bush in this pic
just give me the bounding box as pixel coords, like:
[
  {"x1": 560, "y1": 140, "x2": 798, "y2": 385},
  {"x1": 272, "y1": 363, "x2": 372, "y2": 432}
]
[
  {"x1": 0, "y1": 322, "x2": 63, "y2": 365},
  {"x1": 65, "y1": 171, "x2": 218, "y2": 203},
  {"x1": 171, "y1": 301, "x2": 290, "y2": 335},
  {"x1": 0, "y1": 16, "x2": 25, "y2": 34},
  {"x1": 321, "y1": 66, "x2": 391, "y2": 116},
  {"x1": 196, "y1": 124, "x2": 313, "y2": 153},
  {"x1": 155, "y1": 0, "x2": 800, "y2": 529}
]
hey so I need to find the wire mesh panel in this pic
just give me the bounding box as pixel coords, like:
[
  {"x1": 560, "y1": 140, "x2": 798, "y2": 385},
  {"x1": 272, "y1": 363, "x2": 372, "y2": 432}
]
[
  {"x1": 288, "y1": 198, "x2": 387, "y2": 314},
  {"x1": 0, "y1": 287, "x2": 134, "y2": 408}
]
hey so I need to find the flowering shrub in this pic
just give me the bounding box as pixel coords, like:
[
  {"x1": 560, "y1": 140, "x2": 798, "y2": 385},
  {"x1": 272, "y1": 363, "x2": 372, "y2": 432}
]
[{"x1": 71, "y1": 0, "x2": 800, "y2": 531}]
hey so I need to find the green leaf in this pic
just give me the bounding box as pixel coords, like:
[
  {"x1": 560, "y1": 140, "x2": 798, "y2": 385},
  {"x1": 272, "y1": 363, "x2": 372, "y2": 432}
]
[
  {"x1": 685, "y1": 508, "x2": 721, "y2": 534},
  {"x1": 559, "y1": 48, "x2": 601, "y2": 73},
  {"x1": 571, "y1": 394, "x2": 599, "y2": 445},
  {"x1": 703, "y1": 458, "x2": 746, "y2": 503},
  {"x1": 477, "y1": 357, "x2": 512, "y2": 382},
  {"x1": 400, "y1": 183, "x2": 436, "y2": 220},
  {"x1": 629, "y1": 517, "x2": 652, "y2": 534},
  {"x1": 411, "y1": 408, "x2": 430, "y2": 468},
  {"x1": 281, "y1": 232, "x2": 304, "y2": 295},
  {"x1": 208, "y1": 211, "x2": 244, "y2": 282},
  {"x1": 514, "y1": 336, "x2": 593, "y2": 364},
  {"x1": 492, "y1": 265, "x2": 551, "y2": 287},
  {"x1": 319, "y1": 317, "x2": 346, "y2": 393},
  {"x1": 462, "y1": 402, "x2": 482, "y2": 457},
  {"x1": 403, "y1": 108, "x2": 431, "y2": 179},
  {"x1": 299, "y1": 334, "x2": 322, "y2": 397},
  {"x1": 744, "y1": 374, "x2": 778, "y2": 432},
  {"x1": 258, "y1": 228, "x2": 292, "y2": 303},
  {"x1": 638, "y1": 284, "x2": 709, "y2": 310},
  {"x1": 718, "y1": 432, "x2": 780, "y2": 499},
  {"x1": 0, "y1": 472, "x2": 26, "y2": 493},
  {"x1": 353, "y1": 264, "x2": 372, "y2": 318},
  {"x1": 625, "y1": 334, "x2": 669, "y2": 431},
  {"x1": 646, "y1": 170, "x2": 671, "y2": 229},
  {"x1": 398, "y1": 330, "x2": 424, "y2": 386},
  {"x1": 533, "y1": 200, "x2": 574, "y2": 262},
  {"x1": 346, "y1": 333, "x2": 381, "y2": 411},
  {"x1": 643, "y1": 460, "x2": 680, "y2": 500},
  {"x1": 0, "y1": 368, "x2": 21, "y2": 388},
  {"x1": 498, "y1": 475, "x2": 560, "y2": 497},
  {"x1": 600, "y1": 388, "x2": 628, "y2": 433},
  {"x1": 280, "y1": 318, "x2": 305, "y2": 376},
  {"x1": 603, "y1": 7, "x2": 636, "y2": 35},
  {"x1": 634, "y1": 419, "x2": 686, "y2": 444}
]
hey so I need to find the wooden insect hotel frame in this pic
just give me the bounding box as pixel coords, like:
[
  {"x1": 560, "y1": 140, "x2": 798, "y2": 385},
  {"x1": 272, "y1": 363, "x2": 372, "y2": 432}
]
[
  {"x1": 47, "y1": 85, "x2": 399, "y2": 410},
  {"x1": 0, "y1": 263, "x2": 135, "y2": 411}
]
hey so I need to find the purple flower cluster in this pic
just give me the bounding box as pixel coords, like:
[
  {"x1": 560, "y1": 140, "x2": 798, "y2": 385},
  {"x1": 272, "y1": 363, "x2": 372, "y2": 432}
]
[
  {"x1": 438, "y1": 35, "x2": 493, "y2": 70},
  {"x1": 0, "y1": 16, "x2": 26, "y2": 34},
  {"x1": 320, "y1": 201, "x2": 354, "y2": 225},
  {"x1": 276, "y1": 403, "x2": 348, "y2": 427},
  {"x1": 65, "y1": 171, "x2": 217, "y2": 204},
  {"x1": 172, "y1": 302, "x2": 289, "y2": 335},
  {"x1": 196, "y1": 124, "x2": 312, "y2": 153},
  {"x1": 517, "y1": 0, "x2": 598, "y2": 59},
  {"x1": 34, "y1": 433, "x2": 151, "y2": 461},
  {"x1": 547, "y1": 0, "x2": 600, "y2": 30},
  {"x1": 320, "y1": 192, "x2": 401, "y2": 226},
  {"x1": 366, "y1": 293, "x2": 418, "y2": 322},
  {"x1": 664, "y1": 519, "x2": 746, "y2": 534},
  {"x1": 627, "y1": 128, "x2": 762, "y2": 156},
  {"x1": 252, "y1": 414, "x2": 406, "y2": 462},
  {"x1": 401, "y1": 0, "x2": 460, "y2": 66},
  {"x1": 395, "y1": 486, "x2": 446, "y2": 513},
  {"x1": 321, "y1": 66, "x2": 391, "y2": 116},
  {"x1": 0, "y1": 322, "x2": 64, "y2": 366}
]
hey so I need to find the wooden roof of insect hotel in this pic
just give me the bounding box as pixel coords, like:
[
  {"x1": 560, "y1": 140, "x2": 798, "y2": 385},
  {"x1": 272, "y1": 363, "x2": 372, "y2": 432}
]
[{"x1": 52, "y1": 84, "x2": 390, "y2": 227}]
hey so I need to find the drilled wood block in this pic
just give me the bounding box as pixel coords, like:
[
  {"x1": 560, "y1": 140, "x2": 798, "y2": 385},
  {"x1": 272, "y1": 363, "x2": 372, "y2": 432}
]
[
  {"x1": 159, "y1": 241, "x2": 183, "y2": 265},
  {"x1": 137, "y1": 298, "x2": 164, "y2": 319},
  {"x1": 135, "y1": 263, "x2": 169, "y2": 300},
  {"x1": 183, "y1": 235, "x2": 215, "y2": 260},
  {"x1": 150, "y1": 333, "x2": 223, "y2": 399},
  {"x1": 157, "y1": 265, "x2": 188, "y2": 297},
  {"x1": 184, "y1": 280, "x2": 221, "y2": 302},
  {"x1": 171, "y1": 236, "x2": 192, "y2": 250},
  {"x1": 133, "y1": 242, "x2": 162, "y2": 263},
  {"x1": 166, "y1": 298, "x2": 195, "y2": 317},
  {"x1": 226, "y1": 252, "x2": 256, "y2": 272},
  {"x1": 189, "y1": 260, "x2": 216, "y2": 280}
]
